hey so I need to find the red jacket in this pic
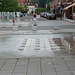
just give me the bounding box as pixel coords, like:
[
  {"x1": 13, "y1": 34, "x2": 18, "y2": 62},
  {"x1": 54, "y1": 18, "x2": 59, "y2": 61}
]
[{"x1": 13, "y1": 18, "x2": 15, "y2": 22}]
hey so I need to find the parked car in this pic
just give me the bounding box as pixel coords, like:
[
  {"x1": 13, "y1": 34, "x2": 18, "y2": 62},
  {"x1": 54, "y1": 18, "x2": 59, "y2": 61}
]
[
  {"x1": 40, "y1": 12, "x2": 45, "y2": 17},
  {"x1": 43, "y1": 12, "x2": 49, "y2": 18},
  {"x1": 20, "y1": 13, "x2": 23, "y2": 17},
  {"x1": 47, "y1": 13, "x2": 56, "y2": 19}
]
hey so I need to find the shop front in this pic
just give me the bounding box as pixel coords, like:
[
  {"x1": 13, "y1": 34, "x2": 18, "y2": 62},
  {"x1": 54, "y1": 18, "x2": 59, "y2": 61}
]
[
  {"x1": 62, "y1": 0, "x2": 75, "y2": 20},
  {"x1": 63, "y1": 3, "x2": 75, "y2": 19}
]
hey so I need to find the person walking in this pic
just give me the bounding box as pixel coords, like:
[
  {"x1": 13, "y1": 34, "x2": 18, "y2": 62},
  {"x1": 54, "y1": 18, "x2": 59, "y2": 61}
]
[{"x1": 13, "y1": 18, "x2": 15, "y2": 25}]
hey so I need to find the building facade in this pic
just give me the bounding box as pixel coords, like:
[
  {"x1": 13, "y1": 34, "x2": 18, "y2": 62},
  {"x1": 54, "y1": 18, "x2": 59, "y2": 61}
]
[
  {"x1": 17, "y1": 0, "x2": 35, "y2": 14},
  {"x1": 62, "y1": 0, "x2": 75, "y2": 19},
  {"x1": 17, "y1": 0, "x2": 34, "y2": 6},
  {"x1": 50, "y1": 0, "x2": 61, "y2": 14}
]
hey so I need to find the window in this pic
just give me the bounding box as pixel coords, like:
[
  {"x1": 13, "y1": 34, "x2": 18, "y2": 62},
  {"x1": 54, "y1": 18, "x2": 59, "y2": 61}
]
[{"x1": 28, "y1": 3, "x2": 30, "y2": 5}]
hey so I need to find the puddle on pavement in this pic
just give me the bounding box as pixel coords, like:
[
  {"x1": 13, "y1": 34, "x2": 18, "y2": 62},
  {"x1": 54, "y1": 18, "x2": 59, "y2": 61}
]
[{"x1": 0, "y1": 35, "x2": 75, "y2": 58}]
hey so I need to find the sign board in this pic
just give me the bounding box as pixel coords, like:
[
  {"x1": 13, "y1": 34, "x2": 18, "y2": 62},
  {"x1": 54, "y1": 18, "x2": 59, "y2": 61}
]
[
  {"x1": 45, "y1": 4, "x2": 47, "y2": 8},
  {"x1": 33, "y1": 18, "x2": 36, "y2": 21},
  {"x1": 60, "y1": 7, "x2": 63, "y2": 10},
  {"x1": 37, "y1": 12, "x2": 40, "y2": 15},
  {"x1": 33, "y1": 14, "x2": 37, "y2": 18},
  {"x1": 37, "y1": 15, "x2": 40, "y2": 18},
  {"x1": 27, "y1": 7, "x2": 37, "y2": 9}
]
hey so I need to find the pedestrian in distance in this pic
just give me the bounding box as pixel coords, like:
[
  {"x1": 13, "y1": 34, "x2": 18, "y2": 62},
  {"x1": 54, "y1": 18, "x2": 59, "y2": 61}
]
[
  {"x1": 24, "y1": 13, "x2": 25, "y2": 16},
  {"x1": 13, "y1": 18, "x2": 15, "y2": 25}
]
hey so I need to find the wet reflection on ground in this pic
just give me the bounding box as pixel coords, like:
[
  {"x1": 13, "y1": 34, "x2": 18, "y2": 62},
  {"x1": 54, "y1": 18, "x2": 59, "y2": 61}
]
[{"x1": 0, "y1": 34, "x2": 75, "y2": 58}]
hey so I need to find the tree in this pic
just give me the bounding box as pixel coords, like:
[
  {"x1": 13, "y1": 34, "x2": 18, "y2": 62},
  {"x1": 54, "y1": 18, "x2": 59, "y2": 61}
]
[
  {"x1": 32, "y1": 0, "x2": 38, "y2": 4},
  {"x1": 47, "y1": 3, "x2": 50, "y2": 12},
  {"x1": 37, "y1": 7, "x2": 46, "y2": 13},
  {"x1": 19, "y1": 3, "x2": 28, "y2": 13},
  {"x1": 0, "y1": 0, "x2": 19, "y2": 12}
]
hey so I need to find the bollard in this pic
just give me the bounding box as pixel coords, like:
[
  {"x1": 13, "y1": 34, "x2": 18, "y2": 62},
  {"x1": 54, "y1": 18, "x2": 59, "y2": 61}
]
[{"x1": 32, "y1": 21, "x2": 37, "y2": 31}]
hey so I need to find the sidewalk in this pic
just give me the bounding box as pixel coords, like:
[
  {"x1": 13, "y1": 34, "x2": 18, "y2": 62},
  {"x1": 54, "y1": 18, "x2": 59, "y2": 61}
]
[
  {"x1": 0, "y1": 22, "x2": 32, "y2": 27},
  {"x1": 0, "y1": 57, "x2": 75, "y2": 75},
  {"x1": 57, "y1": 17, "x2": 75, "y2": 23},
  {"x1": 0, "y1": 29, "x2": 75, "y2": 36}
]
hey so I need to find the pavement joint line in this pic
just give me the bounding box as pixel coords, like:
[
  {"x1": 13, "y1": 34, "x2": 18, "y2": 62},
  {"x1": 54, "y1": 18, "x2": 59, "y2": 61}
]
[
  {"x1": 29, "y1": 39, "x2": 32, "y2": 49},
  {"x1": 51, "y1": 57, "x2": 57, "y2": 75},
  {"x1": 11, "y1": 58, "x2": 18, "y2": 75},
  {"x1": 62, "y1": 57, "x2": 73, "y2": 75},
  {"x1": 0, "y1": 59, "x2": 7, "y2": 71},
  {"x1": 26, "y1": 58, "x2": 29, "y2": 75},
  {"x1": 40, "y1": 58, "x2": 42, "y2": 75}
]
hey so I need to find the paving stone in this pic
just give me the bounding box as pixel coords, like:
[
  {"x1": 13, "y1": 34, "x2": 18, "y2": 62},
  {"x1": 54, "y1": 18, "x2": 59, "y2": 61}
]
[
  {"x1": 66, "y1": 61, "x2": 75, "y2": 67},
  {"x1": 0, "y1": 63, "x2": 4, "y2": 69},
  {"x1": 64, "y1": 57, "x2": 75, "y2": 61},
  {"x1": 5, "y1": 59, "x2": 17, "y2": 64},
  {"x1": 12, "y1": 72, "x2": 26, "y2": 75},
  {"x1": 41, "y1": 58, "x2": 52, "y2": 64},
  {"x1": 0, "y1": 59, "x2": 6, "y2": 63},
  {"x1": 52, "y1": 57, "x2": 64, "y2": 62},
  {"x1": 42, "y1": 64, "x2": 55, "y2": 71},
  {"x1": 27, "y1": 70, "x2": 41, "y2": 75},
  {"x1": 29, "y1": 58, "x2": 40, "y2": 62},
  {"x1": 17, "y1": 60, "x2": 28, "y2": 66},
  {"x1": 69, "y1": 66, "x2": 75, "y2": 71},
  {"x1": 42, "y1": 70, "x2": 56, "y2": 75},
  {"x1": 1, "y1": 64, "x2": 15, "y2": 72},
  {"x1": 55, "y1": 65, "x2": 69, "y2": 72},
  {"x1": 72, "y1": 71, "x2": 75, "y2": 75},
  {"x1": 29, "y1": 62, "x2": 40, "y2": 68},
  {"x1": 0, "y1": 71, "x2": 12, "y2": 75},
  {"x1": 18, "y1": 58, "x2": 28, "y2": 61},
  {"x1": 14, "y1": 65, "x2": 27, "y2": 73},
  {"x1": 52, "y1": 58, "x2": 65, "y2": 65},
  {"x1": 57, "y1": 72, "x2": 72, "y2": 75}
]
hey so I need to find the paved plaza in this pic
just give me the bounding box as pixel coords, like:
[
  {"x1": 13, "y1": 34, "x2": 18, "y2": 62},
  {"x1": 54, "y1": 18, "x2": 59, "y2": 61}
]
[
  {"x1": 0, "y1": 57, "x2": 75, "y2": 75},
  {"x1": 0, "y1": 16, "x2": 75, "y2": 75},
  {"x1": 0, "y1": 34, "x2": 75, "y2": 75}
]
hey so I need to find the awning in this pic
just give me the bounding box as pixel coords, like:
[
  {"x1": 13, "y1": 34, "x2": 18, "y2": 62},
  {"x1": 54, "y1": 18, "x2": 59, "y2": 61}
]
[{"x1": 63, "y1": 3, "x2": 75, "y2": 10}]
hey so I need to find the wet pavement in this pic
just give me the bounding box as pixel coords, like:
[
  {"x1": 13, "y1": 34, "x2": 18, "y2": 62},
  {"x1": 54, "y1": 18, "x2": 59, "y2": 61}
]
[
  {"x1": 0, "y1": 34, "x2": 75, "y2": 58},
  {"x1": 0, "y1": 17, "x2": 75, "y2": 75}
]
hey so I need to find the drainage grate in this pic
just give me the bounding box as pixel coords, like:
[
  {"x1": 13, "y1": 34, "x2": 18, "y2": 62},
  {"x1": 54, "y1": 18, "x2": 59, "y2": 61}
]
[
  {"x1": 35, "y1": 48, "x2": 40, "y2": 50},
  {"x1": 18, "y1": 49, "x2": 24, "y2": 51},
  {"x1": 22, "y1": 43, "x2": 26, "y2": 45},
  {"x1": 20, "y1": 45, "x2": 25, "y2": 47},
  {"x1": 35, "y1": 43, "x2": 40, "y2": 44},
  {"x1": 35, "y1": 45, "x2": 40, "y2": 47},
  {"x1": 23, "y1": 40, "x2": 27, "y2": 42},
  {"x1": 36, "y1": 40, "x2": 40, "y2": 42}
]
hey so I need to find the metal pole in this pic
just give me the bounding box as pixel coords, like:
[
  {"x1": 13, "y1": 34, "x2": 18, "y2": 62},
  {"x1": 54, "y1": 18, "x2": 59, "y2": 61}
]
[{"x1": 61, "y1": 2, "x2": 62, "y2": 20}]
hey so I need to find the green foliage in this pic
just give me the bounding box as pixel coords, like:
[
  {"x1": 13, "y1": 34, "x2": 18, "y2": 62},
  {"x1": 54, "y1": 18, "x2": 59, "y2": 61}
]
[
  {"x1": 32, "y1": 0, "x2": 38, "y2": 4},
  {"x1": 47, "y1": 3, "x2": 50, "y2": 12},
  {"x1": 19, "y1": 3, "x2": 28, "y2": 13},
  {"x1": 32, "y1": 0, "x2": 51, "y2": 8},
  {"x1": 31, "y1": 9, "x2": 34, "y2": 14},
  {"x1": 37, "y1": 7, "x2": 46, "y2": 13},
  {"x1": 0, "y1": 0, "x2": 19, "y2": 12}
]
